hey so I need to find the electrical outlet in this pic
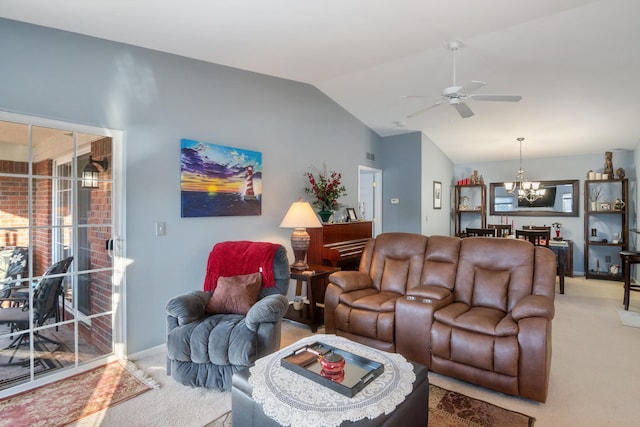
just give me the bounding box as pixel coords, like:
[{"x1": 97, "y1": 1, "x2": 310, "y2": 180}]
[{"x1": 155, "y1": 221, "x2": 166, "y2": 236}]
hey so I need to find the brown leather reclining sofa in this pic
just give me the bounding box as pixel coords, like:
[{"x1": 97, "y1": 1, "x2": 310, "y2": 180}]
[{"x1": 324, "y1": 232, "x2": 556, "y2": 403}]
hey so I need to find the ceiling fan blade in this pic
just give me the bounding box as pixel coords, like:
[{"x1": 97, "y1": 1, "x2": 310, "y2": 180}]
[
  {"x1": 459, "y1": 80, "x2": 486, "y2": 94},
  {"x1": 402, "y1": 95, "x2": 439, "y2": 99},
  {"x1": 453, "y1": 102, "x2": 474, "y2": 118},
  {"x1": 406, "y1": 101, "x2": 444, "y2": 118},
  {"x1": 469, "y1": 94, "x2": 522, "y2": 102}
]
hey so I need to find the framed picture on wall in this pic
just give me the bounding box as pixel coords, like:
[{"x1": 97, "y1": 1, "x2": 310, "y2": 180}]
[
  {"x1": 434, "y1": 181, "x2": 442, "y2": 209},
  {"x1": 180, "y1": 138, "x2": 262, "y2": 217}
]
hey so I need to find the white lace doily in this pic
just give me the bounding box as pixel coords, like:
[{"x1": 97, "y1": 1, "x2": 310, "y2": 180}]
[{"x1": 249, "y1": 334, "x2": 416, "y2": 427}]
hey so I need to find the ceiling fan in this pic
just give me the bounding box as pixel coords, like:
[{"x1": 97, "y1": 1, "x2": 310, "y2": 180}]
[{"x1": 404, "y1": 40, "x2": 522, "y2": 119}]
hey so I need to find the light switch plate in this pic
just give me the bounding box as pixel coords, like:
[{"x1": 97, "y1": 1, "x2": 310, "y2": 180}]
[{"x1": 155, "y1": 221, "x2": 166, "y2": 236}]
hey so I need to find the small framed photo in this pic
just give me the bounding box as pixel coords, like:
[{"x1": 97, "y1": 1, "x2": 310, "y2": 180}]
[
  {"x1": 346, "y1": 207, "x2": 358, "y2": 222},
  {"x1": 599, "y1": 202, "x2": 611, "y2": 211},
  {"x1": 433, "y1": 181, "x2": 442, "y2": 209}
]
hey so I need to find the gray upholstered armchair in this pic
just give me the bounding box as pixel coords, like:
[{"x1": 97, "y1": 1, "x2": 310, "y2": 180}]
[{"x1": 165, "y1": 242, "x2": 290, "y2": 390}]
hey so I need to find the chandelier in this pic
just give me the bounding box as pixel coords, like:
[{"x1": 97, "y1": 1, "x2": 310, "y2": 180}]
[{"x1": 504, "y1": 137, "x2": 545, "y2": 203}]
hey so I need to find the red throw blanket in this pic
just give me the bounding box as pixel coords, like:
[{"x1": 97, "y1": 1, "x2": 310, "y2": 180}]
[{"x1": 203, "y1": 241, "x2": 281, "y2": 292}]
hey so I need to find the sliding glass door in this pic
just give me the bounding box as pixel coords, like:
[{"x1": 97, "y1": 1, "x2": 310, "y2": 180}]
[{"x1": 0, "y1": 112, "x2": 123, "y2": 396}]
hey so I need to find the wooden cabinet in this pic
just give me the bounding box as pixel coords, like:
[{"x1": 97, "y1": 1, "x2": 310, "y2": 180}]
[
  {"x1": 454, "y1": 184, "x2": 486, "y2": 236},
  {"x1": 584, "y1": 179, "x2": 628, "y2": 280}
]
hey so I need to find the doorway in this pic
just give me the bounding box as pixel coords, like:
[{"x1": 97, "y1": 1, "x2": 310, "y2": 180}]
[
  {"x1": 0, "y1": 112, "x2": 123, "y2": 396},
  {"x1": 358, "y1": 166, "x2": 382, "y2": 237}
]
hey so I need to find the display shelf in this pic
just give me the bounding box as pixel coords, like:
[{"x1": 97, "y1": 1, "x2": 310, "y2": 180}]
[
  {"x1": 584, "y1": 179, "x2": 628, "y2": 281},
  {"x1": 454, "y1": 184, "x2": 486, "y2": 237}
]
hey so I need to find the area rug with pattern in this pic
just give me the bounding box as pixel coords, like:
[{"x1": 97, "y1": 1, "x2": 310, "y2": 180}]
[
  {"x1": 428, "y1": 384, "x2": 534, "y2": 426},
  {"x1": 208, "y1": 383, "x2": 535, "y2": 426},
  {"x1": 0, "y1": 360, "x2": 158, "y2": 427}
]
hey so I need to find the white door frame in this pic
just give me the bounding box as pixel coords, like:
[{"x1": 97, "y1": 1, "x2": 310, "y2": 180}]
[
  {"x1": 0, "y1": 110, "x2": 125, "y2": 397},
  {"x1": 358, "y1": 165, "x2": 382, "y2": 237}
]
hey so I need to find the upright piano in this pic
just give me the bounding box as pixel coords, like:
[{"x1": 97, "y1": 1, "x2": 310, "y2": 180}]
[{"x1": 306, "y1": 221, "x2": 373, "y2": 270}]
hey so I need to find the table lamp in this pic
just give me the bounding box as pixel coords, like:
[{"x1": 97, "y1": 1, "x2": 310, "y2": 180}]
[{"x1": 280, "y1": 199, "x2": 322, "y2": 270}]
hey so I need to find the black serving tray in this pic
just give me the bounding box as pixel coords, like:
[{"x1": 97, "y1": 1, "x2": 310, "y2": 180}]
[{"x1": 280, "y1": 341, "x2": 384, "y2": 397}]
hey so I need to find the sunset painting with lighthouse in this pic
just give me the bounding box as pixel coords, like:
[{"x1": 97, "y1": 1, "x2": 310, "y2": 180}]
[{"x1": 180, "y1": 138, "x2": 262, "y2": 217}]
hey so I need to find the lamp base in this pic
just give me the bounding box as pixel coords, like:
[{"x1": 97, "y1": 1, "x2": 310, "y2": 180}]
[
  {"x1": 291, "y1": 258, "x2": 308, "y2": 271},
  {"x1": 290, "y1": 228, "x2": 310, "y2": 271}
]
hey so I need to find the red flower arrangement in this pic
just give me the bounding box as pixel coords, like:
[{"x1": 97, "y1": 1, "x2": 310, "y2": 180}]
[{"x1": 305, "y1": 165, "x2": 347, "y2": 211}]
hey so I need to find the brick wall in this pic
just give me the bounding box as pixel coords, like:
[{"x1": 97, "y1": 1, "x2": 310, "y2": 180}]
[
  {"x1": 82, "y1": 137, "x2": 113, "y2": 352},
  {"x1": 0, "y1": 161, "x2": 29, "y2": 248},
  {"x1": 32, "y1": 159, "x2": 53, "y2": 276}
]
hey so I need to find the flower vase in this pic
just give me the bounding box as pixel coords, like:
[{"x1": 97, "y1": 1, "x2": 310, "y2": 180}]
[{"x1": 318, "y1": 210, "x2": 333, "y2": 223}]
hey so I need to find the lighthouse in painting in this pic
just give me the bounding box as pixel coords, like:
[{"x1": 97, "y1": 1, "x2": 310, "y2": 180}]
[{"x1": 243, "y1": 165, "x2": 258, "y2": 201}]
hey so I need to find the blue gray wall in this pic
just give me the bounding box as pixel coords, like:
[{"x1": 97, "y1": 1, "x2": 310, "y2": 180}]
[
  {"x1": 420, "y1": 132, "x2": 454, "y2": 236},
  {"x1": 379, "y1": 132, "x2": 454, "y2": 235},
  {"x1": 379, "y1": 132, "x2": 422, "y2": 233},
  {"x1": 0, "y1": 18, "x2": 381, "y2": 353}
]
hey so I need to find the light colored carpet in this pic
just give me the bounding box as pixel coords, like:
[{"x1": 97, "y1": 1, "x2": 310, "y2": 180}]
[
  {"x1": 617, "y1": 309, "x2": 640, "y2": 328},
  {"x1": 72, "y1": 276, "x2": 640, "y2": 426},
  {"x1": 68, "y1": 348, "x2": 230, "y2": 427}
]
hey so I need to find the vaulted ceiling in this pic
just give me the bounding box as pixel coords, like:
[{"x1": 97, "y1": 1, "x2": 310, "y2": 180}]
[{"x1": 1, "y1": 0, "x2": 639, "y2": 163}]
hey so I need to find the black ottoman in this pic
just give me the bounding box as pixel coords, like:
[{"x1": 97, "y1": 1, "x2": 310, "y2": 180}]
[{"x1": 231, "y1": 360, "x2": 429, "y2": 427}]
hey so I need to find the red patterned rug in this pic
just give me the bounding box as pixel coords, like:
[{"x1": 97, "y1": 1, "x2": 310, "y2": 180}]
[
  {"x1": 208, "y1": 384, "x2": 534, "y2": 426},
  {"x1": 0, "y1": 360, "x2": 157, "y2": 427}
]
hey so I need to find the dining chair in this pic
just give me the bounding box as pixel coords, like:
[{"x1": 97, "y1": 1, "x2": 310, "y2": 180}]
[
  {"x1": 523, "y1": 225, "x2": 552, "y2": 231},
  {"x1": 516, "y1": 229, "x2": 550, "y2": 247},
  {"x1": 465, "y1": 228, "x2": 497, "y2": 237},
  {"x1": 488, "y1": 224, "x2": 512, "y2": 237}
]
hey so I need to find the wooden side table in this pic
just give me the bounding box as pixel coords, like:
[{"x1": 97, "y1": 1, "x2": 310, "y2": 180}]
[
  {"x1": 284, "y1": 265, "x2": 340, "y2": 332},
  {"x1": 549, "y1": 240, "x2": 573, "y2": 294},
  {"x1": 620, "y1": 251, "x2": 640, "y2": 310}
]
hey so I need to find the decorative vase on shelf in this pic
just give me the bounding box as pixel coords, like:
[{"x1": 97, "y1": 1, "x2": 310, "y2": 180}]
[{"x1": 318, "y1": 210, "x2": 333, "y2": 223}]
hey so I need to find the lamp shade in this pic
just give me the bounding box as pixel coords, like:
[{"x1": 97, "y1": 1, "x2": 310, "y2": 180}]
[
  {"x1": 279, "y1": 200, "x2": 322, "y2": 229},
  {"x1": 280, "y1": 199, "x2": 322, "y2": 270}
]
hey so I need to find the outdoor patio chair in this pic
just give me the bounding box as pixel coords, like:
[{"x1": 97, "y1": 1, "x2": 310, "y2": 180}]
[
  {"x1": 0, "y1": 246, "x2": 28, "y2": 299},
  {"x1": 0, "y1": 256, "x2": 73, "y2": 365}
]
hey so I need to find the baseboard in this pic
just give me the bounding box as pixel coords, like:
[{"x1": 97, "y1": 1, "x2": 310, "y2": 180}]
[{"x1": 128, "y1": 343, "x2": 166, "y2": 359}]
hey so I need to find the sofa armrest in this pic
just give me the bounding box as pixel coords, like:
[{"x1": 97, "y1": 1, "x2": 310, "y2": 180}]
[
  {"x1": 165, "y1": 290, "x2": 210, "y2": 326},
  {"x1": 245, "y1": 294, "x2": 289, "y2": 331},
  {"x1": 511, "y1": 294, "x2": 555, "y2": 321},
  {"x1": 328, "y1": 271, "x2": 372, "y2": 292}
]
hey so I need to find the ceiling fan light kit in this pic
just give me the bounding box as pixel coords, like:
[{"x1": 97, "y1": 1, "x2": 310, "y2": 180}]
[{"x1": 405, "y1": 40, "x2": 522, "y2": 119}]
